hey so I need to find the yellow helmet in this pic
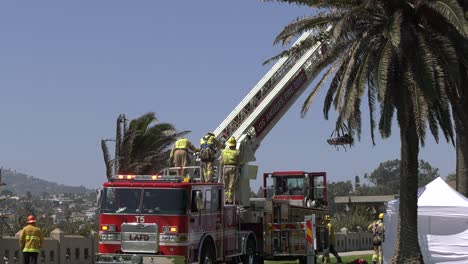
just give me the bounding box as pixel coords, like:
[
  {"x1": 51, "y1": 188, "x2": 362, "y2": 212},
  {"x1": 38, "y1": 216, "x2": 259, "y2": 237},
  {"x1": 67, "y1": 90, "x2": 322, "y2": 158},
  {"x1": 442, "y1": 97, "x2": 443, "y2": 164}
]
[
  {"x1": 379, "y1": 213, "x2": 384, "y2": 220},
  {"x1": 227, "y1": 136, "x2": 237, "y2": 147},
  {"x1": 325, "y1": 215, "x2": 331, "y2": 221}
]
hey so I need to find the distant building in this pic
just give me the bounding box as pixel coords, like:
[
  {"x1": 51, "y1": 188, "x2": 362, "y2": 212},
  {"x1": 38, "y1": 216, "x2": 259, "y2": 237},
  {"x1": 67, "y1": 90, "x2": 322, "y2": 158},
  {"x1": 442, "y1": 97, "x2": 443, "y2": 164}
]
[
  {"x1": 334, "y1": 195, "x2": 398, "y2": 215},
  {"x1": 85, "y1": 208, "x2": 97, "y2": 222}
]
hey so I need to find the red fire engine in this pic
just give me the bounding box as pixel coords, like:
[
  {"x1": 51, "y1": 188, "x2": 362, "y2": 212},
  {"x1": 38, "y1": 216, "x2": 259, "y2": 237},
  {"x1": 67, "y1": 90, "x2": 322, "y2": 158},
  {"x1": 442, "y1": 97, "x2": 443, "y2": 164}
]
[
  {"x1": 96, "y1": 169, "x2": 328, "y2": 264},
  {"x1": 97, "y1": 29, "x2": 333, "y2": 263}
]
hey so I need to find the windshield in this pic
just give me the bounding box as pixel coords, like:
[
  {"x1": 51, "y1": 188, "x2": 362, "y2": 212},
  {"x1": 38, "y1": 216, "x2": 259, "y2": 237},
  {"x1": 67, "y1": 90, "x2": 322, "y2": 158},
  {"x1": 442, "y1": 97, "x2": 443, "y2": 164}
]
[
  {"x1": 274, "y1": 176, "x2": 305, "y2": 195},
  {"x1": 101, "y1": 188, "x2": 141, "y2": 214},
  {"x1": 101, "y1": 187, "x2": 187, "y2": 215},
  {"x1": 142, "y1": 189, "x2": 187, "y2": 215}
]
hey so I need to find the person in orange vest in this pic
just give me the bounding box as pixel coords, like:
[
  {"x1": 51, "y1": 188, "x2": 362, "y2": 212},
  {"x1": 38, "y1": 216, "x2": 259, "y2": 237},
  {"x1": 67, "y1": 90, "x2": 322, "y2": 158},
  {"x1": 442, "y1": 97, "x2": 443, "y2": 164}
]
[
  {"x1": 368, "y1": 213, "x2": 385, "y2": 264},
  {"x1": 199, "y1": 132, "x2": 222, "y2": 182},
  {"x1": 19, "y1": 215, "x2": 44, "y2": 264},
  {"x1": 170, "y1": 138, "x2": 198, "y2": 177},
  {"x1": 323, "y1": 215, "x2": 343, "y2": 263},
  {"x1": 220, "y1": 136, "x2": 240, "y2": 204}
]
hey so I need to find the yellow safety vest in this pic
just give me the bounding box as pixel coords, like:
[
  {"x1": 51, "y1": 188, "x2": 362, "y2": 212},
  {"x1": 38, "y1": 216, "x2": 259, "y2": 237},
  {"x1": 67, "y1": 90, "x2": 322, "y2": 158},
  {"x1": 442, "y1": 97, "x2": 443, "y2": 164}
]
[
  {"x1": 327, "y1": 222, "x2": 335, "y2": 245},
  {"x1": 222, "y1": 148, "x2": 240, "y2": 166},
  {"x1": 175, "y1": 138, "x2": 189, "y2": 150},
  {"x1": 19, "y1": 224, "x2": 43, "y2": 253},
  {"x1": 200, "y1": 135, "x2": 215, "y2": 148}
]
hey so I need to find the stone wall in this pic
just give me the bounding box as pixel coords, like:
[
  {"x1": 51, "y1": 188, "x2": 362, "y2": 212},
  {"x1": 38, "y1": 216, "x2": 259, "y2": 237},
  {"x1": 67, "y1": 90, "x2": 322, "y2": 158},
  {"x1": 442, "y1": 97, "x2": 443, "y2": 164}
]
[
  {"x1": 334, "y1": 227, "x2": 374, "y2": 252},
  {"x1": 0, "y1": 228, "x2": 96, "y2": 264}
]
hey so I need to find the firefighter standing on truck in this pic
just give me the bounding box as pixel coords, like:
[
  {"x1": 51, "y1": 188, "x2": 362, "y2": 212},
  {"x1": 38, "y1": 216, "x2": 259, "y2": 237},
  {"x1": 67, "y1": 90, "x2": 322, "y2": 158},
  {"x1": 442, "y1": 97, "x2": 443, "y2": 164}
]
[
  {"x1": 199, "y1": 132, "x2": 222, "y2": 182},
  {"x1": 220, "y1": 136, "x2": 240, "y2": 204},
  {"x1": 19, "y1": 215, "x2": 44, "y2": 264},
  {"x1": 323, "y1": 215, "x2": 343, "y2": 263},
  {"x1": 368, "y1": 213, "x2": 385, "y2": 264},
  {"x1": 170, "y1": 137, "x2": 198, "y2": 177}
]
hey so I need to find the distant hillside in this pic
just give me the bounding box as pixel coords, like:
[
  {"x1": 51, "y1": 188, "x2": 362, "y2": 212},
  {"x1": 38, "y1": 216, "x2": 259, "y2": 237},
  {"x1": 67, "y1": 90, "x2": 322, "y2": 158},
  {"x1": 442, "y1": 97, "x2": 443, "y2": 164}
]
[{"x1": 0, "y1": 168, "x2": 93, "y2": 196}]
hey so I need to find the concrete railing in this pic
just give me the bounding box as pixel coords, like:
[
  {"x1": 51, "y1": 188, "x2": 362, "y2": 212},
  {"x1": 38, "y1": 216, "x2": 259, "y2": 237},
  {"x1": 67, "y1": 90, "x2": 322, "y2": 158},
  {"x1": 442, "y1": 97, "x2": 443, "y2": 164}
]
[
  {"x1": 334, "y1": 227, "x2": 374, "y2": 252},
  {"x1": 1, "y1": 226, "x2": 372, "y2": 263},
  {"x1": 0, "y1": 228, "x2": 97, "y2": 264}
]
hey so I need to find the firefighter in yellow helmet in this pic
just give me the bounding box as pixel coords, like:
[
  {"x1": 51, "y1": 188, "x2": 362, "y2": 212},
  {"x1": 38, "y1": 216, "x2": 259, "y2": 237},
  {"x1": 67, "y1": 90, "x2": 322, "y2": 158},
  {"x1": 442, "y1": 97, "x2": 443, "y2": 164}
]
[
  {"x1": 199, "y1": 132, "x2": 222, "y2": 182},
  {"x1": 323, "y1": 215, "x2": 343, "y2": 263},
  {"x1": 19, "y1": 215, "x2": 44, "y2": 264},
  {"x1": 368, "y1": 213, "x2": 385, "y2": 264},
  {"x1": 170, "y1": 138, "x2": 198, "y2": 177},
  {"x1": 220, "y1": 136, "x2": 240, "y2": 204}
]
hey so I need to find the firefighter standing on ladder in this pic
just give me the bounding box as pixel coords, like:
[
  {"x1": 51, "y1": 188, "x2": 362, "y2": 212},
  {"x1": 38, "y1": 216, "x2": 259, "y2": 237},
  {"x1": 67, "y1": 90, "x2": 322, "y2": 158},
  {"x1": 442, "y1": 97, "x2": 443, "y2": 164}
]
[
  {"x1": 368, "y1": 213, "x2": 385, "y2": 264},
  {"x1": 170, "y1": 138, "x2": 198, "y2": 177},
  {"x1": 199, "y1": 132, "x2": 222, "y2": 182},
  {"x1": 220, "y1": 136, "x2": 240, "y2": 204}
]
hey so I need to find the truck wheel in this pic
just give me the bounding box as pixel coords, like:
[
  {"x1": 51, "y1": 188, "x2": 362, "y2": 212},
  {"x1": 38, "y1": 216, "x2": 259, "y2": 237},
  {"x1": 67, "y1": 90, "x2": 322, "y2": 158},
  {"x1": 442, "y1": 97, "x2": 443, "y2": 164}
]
[
  {"x1": 200, "y1": 242, "x2": 215, "y2": 264},
  {"x1": 241, "y1": 238, "x2": 256, "y2": 264}
]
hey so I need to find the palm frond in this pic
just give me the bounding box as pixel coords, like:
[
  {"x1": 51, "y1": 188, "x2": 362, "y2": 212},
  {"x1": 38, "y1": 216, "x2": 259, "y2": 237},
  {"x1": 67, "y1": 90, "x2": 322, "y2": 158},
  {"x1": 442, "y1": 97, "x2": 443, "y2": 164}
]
[
  {"x1": 389, "y1": 11, "x2": 402, "y2": 48},
  {"x1": 425, "y1": 0, "x2": 468, "y2": 37},
  {"x1": 405, "y1": 69, "x2": 429, "y2": 145},
  {"x1": 275, "y1": 13, "x2": 342, "y2": 45},
  {"x1": 301, "y1": 64, "x2": 337, "y2": 117},
  {"x1": 264, "y1": 32, "x2": 331, "y2": 65},
  {"x1": 378, "y1": 83, "x2": 394, "y2": 138},
  {"x1": 427, "y1": 108, "x2": 440, "y2": 143},
  {"x1": 323, "y1": 54, "x2": 352, "y2": 119},
  {"x1": 260, "y1": 0, "x2": 321, "y2": 7},
  {"x1": 376, "y1": 37, "x2": 393, "y2": 102},
  {"x1": 411, "y1": 29, "x2": 438, "y2": 102},
  {"x1": 261, "y1": 0, "x2": 360, "y2": 9}
]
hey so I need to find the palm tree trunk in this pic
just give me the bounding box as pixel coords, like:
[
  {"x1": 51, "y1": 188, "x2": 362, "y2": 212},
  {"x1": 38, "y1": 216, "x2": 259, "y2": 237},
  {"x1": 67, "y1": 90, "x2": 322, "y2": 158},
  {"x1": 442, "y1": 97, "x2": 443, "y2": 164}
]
[
  {"x1": 455, "y1": 119, "x2": 468, "y2": 197},
  {"x1": 392, "y1": 113, "x2": 424, "y2": 264},
  {"x1": 101, "y1": 139, "x2": 113, "y2": 181},
  {"x1": 115, "y1": 114, "x2": 125, "y2": 175}
]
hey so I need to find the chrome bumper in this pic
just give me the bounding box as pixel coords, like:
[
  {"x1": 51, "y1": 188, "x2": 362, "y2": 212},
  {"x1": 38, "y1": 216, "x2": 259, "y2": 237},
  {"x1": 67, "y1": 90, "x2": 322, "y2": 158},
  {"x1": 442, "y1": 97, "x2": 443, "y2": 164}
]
[{"x1": 96, "y1": 254, "x2": 185, "y2": 264}]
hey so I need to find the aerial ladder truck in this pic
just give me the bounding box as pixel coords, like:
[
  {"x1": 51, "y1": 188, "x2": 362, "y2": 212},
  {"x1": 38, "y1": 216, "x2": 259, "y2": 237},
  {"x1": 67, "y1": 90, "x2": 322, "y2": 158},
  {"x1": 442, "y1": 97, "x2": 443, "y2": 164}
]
[{"x1": 96, "y1": 31, "x2": 331, "y2": 264}]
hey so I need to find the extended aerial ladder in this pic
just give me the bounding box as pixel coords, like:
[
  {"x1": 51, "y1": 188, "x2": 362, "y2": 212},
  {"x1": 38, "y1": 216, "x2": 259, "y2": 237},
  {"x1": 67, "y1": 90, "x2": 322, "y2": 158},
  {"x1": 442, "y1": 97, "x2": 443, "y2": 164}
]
[{"x1": 211, "y1": 31, "x2": 329, "y2": 204}]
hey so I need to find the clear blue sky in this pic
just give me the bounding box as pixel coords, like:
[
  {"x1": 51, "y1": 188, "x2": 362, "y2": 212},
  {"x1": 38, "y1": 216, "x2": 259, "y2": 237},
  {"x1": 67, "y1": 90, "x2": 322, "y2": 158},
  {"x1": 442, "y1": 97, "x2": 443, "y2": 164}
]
[{"x1": 0, "y1": 1, "x2": 455, "y2": 190}]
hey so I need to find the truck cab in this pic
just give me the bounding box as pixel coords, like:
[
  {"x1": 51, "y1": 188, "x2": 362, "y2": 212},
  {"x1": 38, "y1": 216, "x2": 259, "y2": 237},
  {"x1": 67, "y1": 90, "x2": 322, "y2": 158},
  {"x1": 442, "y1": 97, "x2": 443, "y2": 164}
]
[{"x1": 264, "y1": 171, "x2": 327, "y2": 208}]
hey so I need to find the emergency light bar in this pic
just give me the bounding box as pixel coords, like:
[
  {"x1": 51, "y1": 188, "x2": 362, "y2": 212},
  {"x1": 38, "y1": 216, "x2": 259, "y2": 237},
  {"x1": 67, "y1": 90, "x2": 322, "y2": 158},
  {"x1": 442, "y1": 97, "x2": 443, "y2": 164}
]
[{"x1": 112, "y1": 174, "x2": 185, "y2": 183}]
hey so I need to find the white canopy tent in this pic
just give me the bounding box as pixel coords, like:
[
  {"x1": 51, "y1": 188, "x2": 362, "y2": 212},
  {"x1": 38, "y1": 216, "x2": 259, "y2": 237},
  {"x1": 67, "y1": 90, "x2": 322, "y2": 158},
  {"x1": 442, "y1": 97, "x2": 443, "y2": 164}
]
[{"x1": 383, "y1": 177, "x2": 468, "y2": 264}]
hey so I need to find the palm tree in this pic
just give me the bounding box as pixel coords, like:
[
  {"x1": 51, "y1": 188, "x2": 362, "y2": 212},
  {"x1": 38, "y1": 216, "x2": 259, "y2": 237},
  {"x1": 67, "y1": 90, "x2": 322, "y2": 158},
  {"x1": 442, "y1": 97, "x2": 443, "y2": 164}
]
[
  {"x1": 265, "y1": 0, "x2": 466, "y2": 262},
  {"x1": 101, "y1": 112, "x2": 189, "y2": 180}
]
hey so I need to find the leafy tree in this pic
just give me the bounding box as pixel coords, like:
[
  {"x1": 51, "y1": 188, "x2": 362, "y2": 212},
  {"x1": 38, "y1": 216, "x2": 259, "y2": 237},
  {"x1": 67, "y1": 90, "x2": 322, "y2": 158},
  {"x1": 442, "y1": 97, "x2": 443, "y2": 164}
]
[
  {"x1": 102, "y1": 112, "x2": 189, "y2": 180},
  {"x1": 266, "y1": 0, "x2": 465, "y2": 261},
  {"x1": 368, "y1": 159, "x2": 440, "y2": 194}
]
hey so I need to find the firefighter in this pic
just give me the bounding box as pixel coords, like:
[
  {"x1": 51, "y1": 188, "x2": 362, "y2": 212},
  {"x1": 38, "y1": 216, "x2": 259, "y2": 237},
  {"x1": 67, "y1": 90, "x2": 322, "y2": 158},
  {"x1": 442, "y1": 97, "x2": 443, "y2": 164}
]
[
  {"x1": 220, "y1": 136, "x2": 240, "y2": 204},
  {"x1": 19, "y1": 215, "x2": 44, "y2": 264},
  {"x1": 368, "y1": 213, "x2": 385, "y2": 264},
  {"x1": 170, "y1": 137, "x2": 198, "y2": 177},
  {"x1": 199, "y1": 132, "x2": 222, "y2": 182},
  {"x1": 323, "y1": 215, "x2": 343, "y2": 263}
]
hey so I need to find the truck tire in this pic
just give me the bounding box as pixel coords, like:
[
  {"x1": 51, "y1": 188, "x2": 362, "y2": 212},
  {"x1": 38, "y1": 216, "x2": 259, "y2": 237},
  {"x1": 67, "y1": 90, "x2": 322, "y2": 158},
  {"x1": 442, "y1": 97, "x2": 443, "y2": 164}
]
[
  {"x1": 241, "y1": 238, "x2": 256, "y2": 264},
  {"x1": 200, "y1": 242, "x2": 215, "y2": 264}
]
